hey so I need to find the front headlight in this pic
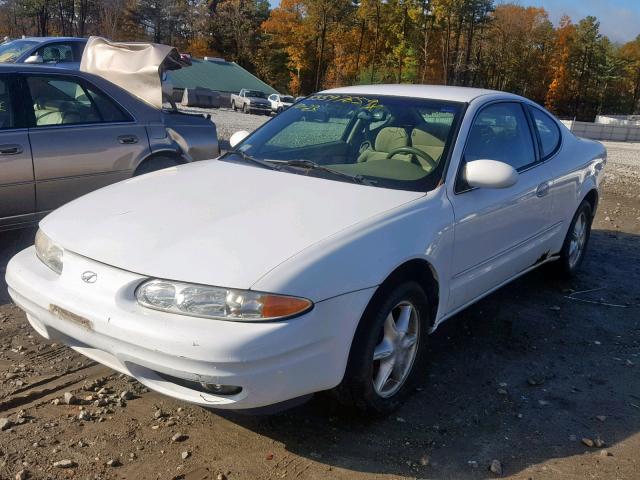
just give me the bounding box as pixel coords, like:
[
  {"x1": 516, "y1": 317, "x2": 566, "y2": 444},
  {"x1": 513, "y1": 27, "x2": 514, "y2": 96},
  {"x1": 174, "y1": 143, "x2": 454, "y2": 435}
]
[
  {"x1": 35, "y1": 229, "x2": 64, "y2": 274},
  {"x1": 136, "y1": 279, "x2": 313, "y2": 321}
]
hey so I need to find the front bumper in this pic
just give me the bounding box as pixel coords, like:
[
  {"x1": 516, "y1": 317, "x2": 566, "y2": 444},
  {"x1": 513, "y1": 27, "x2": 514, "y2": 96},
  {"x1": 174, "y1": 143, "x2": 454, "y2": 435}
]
[
  {"x1": 6, "y1": 247, "x2": 374, "y2": 409},
  {"x1": 248, "y1": 104, "x2": 271, "y2": 113}
]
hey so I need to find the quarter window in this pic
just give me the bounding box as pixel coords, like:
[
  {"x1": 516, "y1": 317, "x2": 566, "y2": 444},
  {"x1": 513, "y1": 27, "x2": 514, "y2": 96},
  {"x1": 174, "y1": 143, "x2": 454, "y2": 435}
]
[
  {"x1": 26, "y1": 76, "x2": 129, "y2": 127},
  {"x1": 530, "y1": 107, "x2": 561, "y2": 158},
  {"x1": 465, "y1": 102, "x2": 535, "y2": 171}
]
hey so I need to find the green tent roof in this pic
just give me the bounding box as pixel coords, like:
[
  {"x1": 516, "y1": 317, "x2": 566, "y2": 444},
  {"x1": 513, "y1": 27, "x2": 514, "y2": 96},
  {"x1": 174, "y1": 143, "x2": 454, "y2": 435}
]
[{"x1": 168, "y1": 58, "x2": 277, "y2": 95}]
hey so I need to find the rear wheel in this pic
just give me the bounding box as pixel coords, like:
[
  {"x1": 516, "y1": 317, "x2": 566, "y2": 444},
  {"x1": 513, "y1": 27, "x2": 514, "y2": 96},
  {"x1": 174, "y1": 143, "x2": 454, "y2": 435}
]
[
  {"x1": 134, "y1": 155, "x2": 180, "y2": 176},
  {"x1": 243, "y1": 104, "x2": 249, "y2": 114},
  {"x1": 553, "y1": 200, "x2": 593, "y2": 276},
  {"x1": 334, "y1": 281, "x2": 430, "y2": 415}
]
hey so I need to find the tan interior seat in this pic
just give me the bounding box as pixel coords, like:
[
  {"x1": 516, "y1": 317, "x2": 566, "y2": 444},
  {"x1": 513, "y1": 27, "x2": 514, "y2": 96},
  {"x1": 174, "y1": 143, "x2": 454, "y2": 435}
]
[
  {"x1": 411, "y1": 127, "x2": 445, "y2": 164},
  {"x1": 358, "y1": 127, "x2": 409, "y2": 163}
]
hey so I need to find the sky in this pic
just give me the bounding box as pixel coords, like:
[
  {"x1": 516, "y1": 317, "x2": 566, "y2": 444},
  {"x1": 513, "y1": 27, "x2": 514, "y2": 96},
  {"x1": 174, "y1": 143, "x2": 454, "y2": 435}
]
[
  {"x1": 501, "y1": 0, "x2": 640, "y2": 43},
  {"x1": 268, "y1": 0, "x2": 640, "y2": 44}
]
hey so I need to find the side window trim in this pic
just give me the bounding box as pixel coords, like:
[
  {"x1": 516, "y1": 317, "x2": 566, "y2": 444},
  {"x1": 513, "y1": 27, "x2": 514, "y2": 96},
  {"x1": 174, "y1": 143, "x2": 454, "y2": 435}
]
[
  {"x1": 455, "y1": 100, "x2": 538, "y2": 194},
  {"x1": 521, "y1": 102, "x2": 542, "y2": 164},
  {"x1": 527, "y1": 104, "x2": 562, "y2": 161},
  {"x1": 21, "y1": 73, "x2": 135, "y2": 128}
]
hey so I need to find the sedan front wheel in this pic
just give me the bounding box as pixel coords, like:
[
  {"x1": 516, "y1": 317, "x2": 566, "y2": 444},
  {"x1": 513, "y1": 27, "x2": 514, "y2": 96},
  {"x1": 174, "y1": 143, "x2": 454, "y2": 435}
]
[{"x1": 335, "y1": 281, "x2": 430, "y2": 415}]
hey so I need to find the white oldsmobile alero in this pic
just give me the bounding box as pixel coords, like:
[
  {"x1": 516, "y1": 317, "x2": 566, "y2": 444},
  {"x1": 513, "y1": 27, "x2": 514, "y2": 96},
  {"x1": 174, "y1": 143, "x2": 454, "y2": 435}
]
[{"x1": 6, "y1": 85, "x2": 606, "y2": 415}]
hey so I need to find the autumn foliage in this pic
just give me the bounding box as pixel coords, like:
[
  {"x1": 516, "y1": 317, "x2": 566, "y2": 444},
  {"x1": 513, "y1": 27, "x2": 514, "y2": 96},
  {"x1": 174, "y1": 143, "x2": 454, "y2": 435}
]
[{"x1": 1, "y1": 0, "x2": 639, "y2": 120}]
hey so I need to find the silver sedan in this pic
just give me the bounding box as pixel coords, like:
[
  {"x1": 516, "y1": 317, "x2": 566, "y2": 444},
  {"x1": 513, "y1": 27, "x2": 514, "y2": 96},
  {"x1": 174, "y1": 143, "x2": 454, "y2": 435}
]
[{"x1": 0, "y1": 64, "x2": 219, "y2": 231}]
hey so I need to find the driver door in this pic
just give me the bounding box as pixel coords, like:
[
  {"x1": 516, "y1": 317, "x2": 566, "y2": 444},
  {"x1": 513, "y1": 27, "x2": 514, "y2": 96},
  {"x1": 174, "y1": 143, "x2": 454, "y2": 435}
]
[{"x1": 447, "y1": 102, "x2": 556, "y2": 311}]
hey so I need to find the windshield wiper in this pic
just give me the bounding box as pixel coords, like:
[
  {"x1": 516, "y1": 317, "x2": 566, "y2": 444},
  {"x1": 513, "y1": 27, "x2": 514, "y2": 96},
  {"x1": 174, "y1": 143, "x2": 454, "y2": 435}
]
[
  {"x1": 275, "y1": 159, "x2": 376, "y2": 186},
  {"x1": 227, "y1": 150, "x2": 281, "y2": 171}
]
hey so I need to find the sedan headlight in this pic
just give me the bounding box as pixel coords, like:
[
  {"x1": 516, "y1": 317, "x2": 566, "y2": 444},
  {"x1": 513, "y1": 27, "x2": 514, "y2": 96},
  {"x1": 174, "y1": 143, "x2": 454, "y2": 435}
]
[
  {"x1": 136, "y1": 279, "x2": 313, "y2": 321},
  {"x1": 35, "y1": 229, "x2": 64, "y2": 274}
]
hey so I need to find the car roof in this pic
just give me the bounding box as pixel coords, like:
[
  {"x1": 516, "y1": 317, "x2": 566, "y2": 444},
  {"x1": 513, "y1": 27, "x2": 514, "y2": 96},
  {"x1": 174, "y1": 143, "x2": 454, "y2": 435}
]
[
  {"x1": 14, "y1": 37, "x2": 87, "y2": 43},
  {"x1": 321, "y1": 84, "x2": 521, "y2": 103}
]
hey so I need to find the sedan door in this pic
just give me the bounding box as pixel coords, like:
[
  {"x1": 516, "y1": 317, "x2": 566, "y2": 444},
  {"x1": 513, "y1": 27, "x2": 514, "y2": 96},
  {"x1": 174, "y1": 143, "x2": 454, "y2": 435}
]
[
  {"x1": 0, "y1": 74, "x2": 35, "y2": 228},
  {"x1": 23, "y1": 73, "x2": 150, "y2": 212},
  {"x1": 447, "y1": 101, "x2": 556, "y2": 311}
]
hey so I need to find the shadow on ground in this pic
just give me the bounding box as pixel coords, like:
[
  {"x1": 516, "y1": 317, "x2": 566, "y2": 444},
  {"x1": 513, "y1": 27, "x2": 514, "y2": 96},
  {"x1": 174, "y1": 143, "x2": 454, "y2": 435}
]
[{"x1": 219, "y1": 228, "x2": 640, "y2": 478}]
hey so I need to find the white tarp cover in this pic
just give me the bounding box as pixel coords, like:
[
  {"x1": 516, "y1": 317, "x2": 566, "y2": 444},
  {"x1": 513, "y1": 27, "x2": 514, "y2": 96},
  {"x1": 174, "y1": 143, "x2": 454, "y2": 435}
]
[{"x1": 80, "y1": 36, "x2": 182, "y2": 109}]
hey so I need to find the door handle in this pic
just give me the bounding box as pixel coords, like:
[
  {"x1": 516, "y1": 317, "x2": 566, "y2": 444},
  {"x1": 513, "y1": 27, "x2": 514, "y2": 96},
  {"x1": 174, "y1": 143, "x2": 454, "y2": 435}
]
[
  {"x1": 118, "y1": 135, "x2": 138, "y2": 145},
  {"x1": 0, "y1": 144, "x2": 23, "y2": 155},
  {"x1": 536, "y1": 182, "x2": 550, "y2": 198}
]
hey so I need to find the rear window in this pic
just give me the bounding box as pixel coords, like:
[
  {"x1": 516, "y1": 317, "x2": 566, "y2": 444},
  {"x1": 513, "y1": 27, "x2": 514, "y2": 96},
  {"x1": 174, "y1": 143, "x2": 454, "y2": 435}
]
[{"x1": 529, "y1": 106, "x2": 561, "y2": 159}]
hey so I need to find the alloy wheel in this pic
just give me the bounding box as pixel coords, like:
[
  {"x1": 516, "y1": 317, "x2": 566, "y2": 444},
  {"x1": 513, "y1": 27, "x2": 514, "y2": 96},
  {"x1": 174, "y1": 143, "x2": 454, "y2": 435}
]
[
  {"x1": 568, "y1": 211, "x2": 587, "y2": 268},
  {"x1": 372, "y1": 301, "x2": 420, "y2": 398}
]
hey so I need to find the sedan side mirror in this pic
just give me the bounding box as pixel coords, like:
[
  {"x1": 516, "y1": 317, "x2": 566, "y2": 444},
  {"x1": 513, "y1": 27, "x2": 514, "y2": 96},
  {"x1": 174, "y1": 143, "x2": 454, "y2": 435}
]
[
  {"x1": 463, "y1": 159, "x2": 518, "y2": 189},
  {"x1": 229, "y1": 130, "x2": 250, "y2": 149},
  {"x1": 24, "y1": 54, "x2": 44, "y2": 64}
]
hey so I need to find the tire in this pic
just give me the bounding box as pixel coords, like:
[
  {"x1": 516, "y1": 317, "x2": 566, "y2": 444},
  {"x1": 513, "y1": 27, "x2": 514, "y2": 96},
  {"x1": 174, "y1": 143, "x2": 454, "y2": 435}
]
[
  {"x1": 334, "y1": 281, "x2": 430, "y2": 415},
  {"x1": 134, "y1": 155, "x2": 180, "y2": 176},
  {"x1": 231, "y1": 101, "x2": 236, "y2": 111},
  {"x1": 277, "y1": 107, "x2": 283, "y2": 114},
  {"x1": 552, "y1": 200, "x2": 593, "y2": 276},
  {"x1": 243, "y1": 104, "x2": 249, "y2": 114}
]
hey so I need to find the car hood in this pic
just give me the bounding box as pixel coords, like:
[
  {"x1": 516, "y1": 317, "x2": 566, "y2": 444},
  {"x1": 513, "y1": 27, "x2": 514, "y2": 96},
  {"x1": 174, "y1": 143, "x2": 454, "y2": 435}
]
[
  {"x1": 248, "y1": 97, "x2": 269, "y2": 104},
  {"x1": 41, "y1": 160, "x2": 423, "y2": 290}
]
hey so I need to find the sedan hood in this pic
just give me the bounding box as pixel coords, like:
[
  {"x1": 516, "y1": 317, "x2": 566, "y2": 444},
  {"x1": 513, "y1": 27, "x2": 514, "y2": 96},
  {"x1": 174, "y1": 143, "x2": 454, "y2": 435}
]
[{"x1": 41, "y1": 161, "x2": 423, "y2": 290}]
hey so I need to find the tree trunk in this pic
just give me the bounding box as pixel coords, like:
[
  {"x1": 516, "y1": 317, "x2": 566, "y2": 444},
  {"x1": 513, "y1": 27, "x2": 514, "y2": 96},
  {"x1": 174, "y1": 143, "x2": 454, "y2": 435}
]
[{"x1": 315, "y1": 8, "x2": 328, "y2": 91}]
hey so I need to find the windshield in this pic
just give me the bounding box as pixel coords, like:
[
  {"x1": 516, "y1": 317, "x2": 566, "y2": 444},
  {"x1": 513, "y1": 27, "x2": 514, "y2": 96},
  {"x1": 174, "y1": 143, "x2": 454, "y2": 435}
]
[
  {"x1": 226, "y1": 94, "x2": 462, "y2": 192},
  {"x1": 282, "y1": 96, "x2": 294, "y2": 103},
  {"x1": 246, "y1": 90, "x2": 266, "y2": 98},
  {"x1": 0, "y1": 40, "x2": 39, "y2": 63}
]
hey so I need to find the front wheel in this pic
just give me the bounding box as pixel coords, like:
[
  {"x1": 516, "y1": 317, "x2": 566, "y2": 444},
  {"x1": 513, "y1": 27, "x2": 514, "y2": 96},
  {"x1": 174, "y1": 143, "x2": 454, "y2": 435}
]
[
  {"x1": 231, "y1": 101, "x2": 236, "y2": 111},
  {"x1": 553, "y1": 200, "x2": 593, "y2": 276},
  {"x1": 334, "y1": 281, "x2": 430, "y2": 415}
]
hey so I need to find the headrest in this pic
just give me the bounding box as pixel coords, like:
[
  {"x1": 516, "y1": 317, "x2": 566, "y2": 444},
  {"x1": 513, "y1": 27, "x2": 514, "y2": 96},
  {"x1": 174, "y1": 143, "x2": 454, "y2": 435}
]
[{"x1": 375, "y1": 127, "x2": 408, "y2": 152}]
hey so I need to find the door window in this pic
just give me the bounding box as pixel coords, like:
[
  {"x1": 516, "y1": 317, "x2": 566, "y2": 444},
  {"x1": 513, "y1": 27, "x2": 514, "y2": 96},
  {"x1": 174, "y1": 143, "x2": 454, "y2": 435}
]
[
  {"x1": 529, "y1": 106, "x2": 561, "y2": 159},
  {"x1": 0, "y1": 78, "x2": 15, "y2": 129},
  {"x1": 26, "y1": 76, "x2": 130, "y2": 127},
  {"x1": 37, "y1": 43, "x2": 75, "y2": 63},
  {"x1": 465, "y1": 102, "x2": 536, "y2": 171}
]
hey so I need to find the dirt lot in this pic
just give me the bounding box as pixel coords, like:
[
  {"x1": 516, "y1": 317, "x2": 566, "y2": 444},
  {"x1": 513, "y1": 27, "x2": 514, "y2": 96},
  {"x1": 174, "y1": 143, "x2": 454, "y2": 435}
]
[{"x1": 0, "y1": 130, "x2": 638, "y2": 480}]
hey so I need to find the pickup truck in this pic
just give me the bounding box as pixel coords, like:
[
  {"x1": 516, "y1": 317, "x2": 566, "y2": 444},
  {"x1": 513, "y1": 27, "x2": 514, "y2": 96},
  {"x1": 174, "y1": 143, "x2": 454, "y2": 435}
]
[{"x1": 230, "y1": 89, "x2": 272, "y2": 115}]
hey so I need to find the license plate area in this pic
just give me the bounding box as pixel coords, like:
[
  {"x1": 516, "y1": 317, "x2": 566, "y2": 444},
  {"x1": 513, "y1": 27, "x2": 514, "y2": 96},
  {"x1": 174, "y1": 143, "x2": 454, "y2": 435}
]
[{"x1": 49, "y1": 304, "x2": 93, "y2": 330}]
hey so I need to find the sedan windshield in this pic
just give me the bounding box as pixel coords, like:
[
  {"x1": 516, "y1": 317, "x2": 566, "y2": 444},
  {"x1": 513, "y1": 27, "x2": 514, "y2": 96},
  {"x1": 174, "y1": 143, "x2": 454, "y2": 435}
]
[
  {"x1": 227, "y1": 94, "x2": 463, "y2": 192},
  {"x1": 0, "y1": 40, "x2": 39, "y2": 63},
  {"x1": 282, "y1": 96, "x2": 295, "y2": 103}
]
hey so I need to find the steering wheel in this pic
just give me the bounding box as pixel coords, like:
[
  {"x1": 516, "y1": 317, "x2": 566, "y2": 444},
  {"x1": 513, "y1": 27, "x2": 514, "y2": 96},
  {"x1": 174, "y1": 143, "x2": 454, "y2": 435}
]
[{"x1": 386, "y1": 146, "x2": 437, "y2": 169}]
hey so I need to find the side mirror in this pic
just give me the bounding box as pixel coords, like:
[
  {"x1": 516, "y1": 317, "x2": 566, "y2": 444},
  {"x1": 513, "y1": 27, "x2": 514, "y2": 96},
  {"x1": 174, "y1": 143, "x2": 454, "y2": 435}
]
[
  {"x1": 463, "y1": 159, "x2": 518, "y2": 189},
  {"x1": 229, "y1": 130, "x2": 250, "y2": 149},
  {"x1": 24, "y1": 54, "x2": 43, "y2": 64}
]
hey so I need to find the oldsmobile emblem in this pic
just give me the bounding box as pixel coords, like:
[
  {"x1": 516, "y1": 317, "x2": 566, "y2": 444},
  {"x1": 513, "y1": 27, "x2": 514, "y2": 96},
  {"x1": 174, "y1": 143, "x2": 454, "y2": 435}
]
[{"x1": 81, "y1": 271, "x2": 97, "y2": 284}]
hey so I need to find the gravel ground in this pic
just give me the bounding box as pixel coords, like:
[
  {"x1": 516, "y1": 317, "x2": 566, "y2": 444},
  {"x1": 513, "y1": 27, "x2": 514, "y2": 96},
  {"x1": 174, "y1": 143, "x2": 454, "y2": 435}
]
[
  {"x1": 0, "y1": 113, "x2": 638, "y2": 480},
  {"x1": 601, "y1": 141, "x2": 640, "y2": 168},
  {"x1": 179, "y1": 106, "x2": 270, "y2": 150}
]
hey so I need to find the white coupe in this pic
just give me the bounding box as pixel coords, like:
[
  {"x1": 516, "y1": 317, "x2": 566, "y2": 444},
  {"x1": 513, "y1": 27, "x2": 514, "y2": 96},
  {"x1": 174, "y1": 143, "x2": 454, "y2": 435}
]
[{"x1": 6, "y1": 85, "x2": 606, "y2": 414}]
